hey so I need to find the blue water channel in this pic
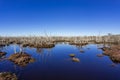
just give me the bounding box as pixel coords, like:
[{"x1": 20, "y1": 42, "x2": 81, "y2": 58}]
[{"x1": 0, "y1": 44, "x2": 120, "y2": 80}]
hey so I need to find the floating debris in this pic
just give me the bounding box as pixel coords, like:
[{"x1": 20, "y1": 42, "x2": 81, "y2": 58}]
[
  {"x1": 72, "y1": 57, "x2": 80, "y2": 62},
  {"x1": 0, "y1": 72, "x2": 17, "y2": 80},
  {"x1": 8, "y1": 53, "x2": 35, "y2": 67},
  {"x1": 69, "y1": 54, "x2": 75, "y2": 57}
]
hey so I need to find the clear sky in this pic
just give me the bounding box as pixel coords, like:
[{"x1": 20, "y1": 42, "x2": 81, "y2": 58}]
[{"x1": 0, "y1": 0, "x2": 120, "y2": 36}]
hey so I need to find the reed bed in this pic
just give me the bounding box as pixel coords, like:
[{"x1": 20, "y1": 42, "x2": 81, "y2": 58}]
[{"x1": 0, "y1": 34, "x2": 120, "y2": 48}]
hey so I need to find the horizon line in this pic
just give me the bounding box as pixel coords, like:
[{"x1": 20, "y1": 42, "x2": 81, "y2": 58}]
[{"x1": 0, "y1": 33, "x2": 120, "y2": 37}]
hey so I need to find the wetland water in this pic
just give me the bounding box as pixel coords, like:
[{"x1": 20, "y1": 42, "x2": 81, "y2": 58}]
[{"x1": 0, "y1": 44, "x2": 120, "y2": 80}]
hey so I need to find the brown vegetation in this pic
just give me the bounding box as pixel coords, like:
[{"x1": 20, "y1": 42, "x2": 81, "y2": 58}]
[
  {"x1": 0, "y1": 52, "x2": 6, "y2": 57},
  {"x1": 69, "y1": 54, "x2": 75, "y2": 57},
  {"x1": 8, "y1": 53, "x2": 35, "y2": 66},
  {"x1": 103, "y1": 45, "x2": 120, "y2": 63},
  {"x1": 0, "y1": 34, "x2": 120, "y2": 48},
  {"x1": 72, "y1": 57, "x2": 80, "y2": 62},
  {"x1": 0, "y1": 72, "x2": 17, "y2": 80},
  {"x1": 69, "y1": 54, "x2": 80, "y2": 62}
]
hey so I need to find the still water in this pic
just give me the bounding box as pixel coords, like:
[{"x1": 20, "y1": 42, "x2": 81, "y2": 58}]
[{"x1": 0, "y1": 44, "x2": 120, "y2": 80}]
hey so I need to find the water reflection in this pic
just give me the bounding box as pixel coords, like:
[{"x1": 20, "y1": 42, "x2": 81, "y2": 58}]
[
  {"x1": 0, "y1": 44, "x2": 120, "y2": 80},
  {"x1": 36, "y1": 48, "x2": 43, "y2": 53}
]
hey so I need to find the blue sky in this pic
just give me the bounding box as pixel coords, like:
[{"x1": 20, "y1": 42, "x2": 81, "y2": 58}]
[{"x1": 0, "y1": 0, "x2": 120, "y2": 36}]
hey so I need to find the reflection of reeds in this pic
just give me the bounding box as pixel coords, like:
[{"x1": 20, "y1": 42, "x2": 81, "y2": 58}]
[
  {"x1": 97, "y1": 54, "x2": 104, "y2": 57},
  {"x1": 35, "y1": 47, "x2": 52, "y2": 63},
  {"x1": 13, "y1": 43, "x2": 17, "y2": 54},
  {"x1": 44, "y1": 48, "x2": 52, "y2": 63}
]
